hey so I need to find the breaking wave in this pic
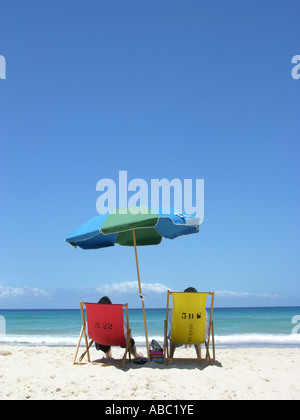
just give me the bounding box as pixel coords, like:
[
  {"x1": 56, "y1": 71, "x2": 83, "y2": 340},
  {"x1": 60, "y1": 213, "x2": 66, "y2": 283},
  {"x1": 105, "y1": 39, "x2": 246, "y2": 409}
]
[{"x1": 1, "y1": 333, "x2": 299, "y2": 348}]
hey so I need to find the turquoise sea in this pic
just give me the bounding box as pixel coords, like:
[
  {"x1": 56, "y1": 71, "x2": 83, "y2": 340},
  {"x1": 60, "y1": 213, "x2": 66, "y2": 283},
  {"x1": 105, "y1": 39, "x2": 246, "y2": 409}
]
[{"x1": 0, "y1": 307, "x2": 300, "y2": 348}]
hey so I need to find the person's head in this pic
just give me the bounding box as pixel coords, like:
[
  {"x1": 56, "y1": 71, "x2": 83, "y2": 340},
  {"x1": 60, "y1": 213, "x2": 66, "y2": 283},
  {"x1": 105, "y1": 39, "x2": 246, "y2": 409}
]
[
  {"x1": 98, "y1": 296, "x2": 112, "y2": 304},
  {"x1": 184, "y1": 287, "x2": 198, "y2": 293}
]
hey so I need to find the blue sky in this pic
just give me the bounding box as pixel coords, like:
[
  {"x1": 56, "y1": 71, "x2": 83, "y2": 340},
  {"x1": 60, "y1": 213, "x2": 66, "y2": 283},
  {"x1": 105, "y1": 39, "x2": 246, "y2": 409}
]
[{"x1": 0, "y1": 0, "x2": 299, "y2": 308}]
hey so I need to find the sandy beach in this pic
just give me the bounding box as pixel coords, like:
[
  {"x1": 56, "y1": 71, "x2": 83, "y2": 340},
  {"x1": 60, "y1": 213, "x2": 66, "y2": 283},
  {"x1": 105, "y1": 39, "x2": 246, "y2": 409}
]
[{"x1": 0, "y1": 345, "x2": 299, "y2": 400}]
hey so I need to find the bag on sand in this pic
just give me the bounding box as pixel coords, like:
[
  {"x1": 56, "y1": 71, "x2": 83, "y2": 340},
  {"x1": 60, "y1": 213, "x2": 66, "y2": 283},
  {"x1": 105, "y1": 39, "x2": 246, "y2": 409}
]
[{"x1": 149, "y1": 340, "x2": 164, "y2": 363}]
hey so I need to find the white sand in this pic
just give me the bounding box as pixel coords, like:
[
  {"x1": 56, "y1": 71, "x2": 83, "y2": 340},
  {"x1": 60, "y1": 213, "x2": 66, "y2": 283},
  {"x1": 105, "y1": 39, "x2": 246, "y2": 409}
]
[{"x1": 0, "y1": 345, "x2": 299, "y2": 400}]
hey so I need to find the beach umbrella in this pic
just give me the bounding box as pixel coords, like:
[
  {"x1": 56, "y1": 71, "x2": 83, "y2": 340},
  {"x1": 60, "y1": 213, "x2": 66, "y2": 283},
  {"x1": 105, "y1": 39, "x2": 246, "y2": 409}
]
[{"x1": 65, "y1": 206, "x2": 201, "y2": 360}]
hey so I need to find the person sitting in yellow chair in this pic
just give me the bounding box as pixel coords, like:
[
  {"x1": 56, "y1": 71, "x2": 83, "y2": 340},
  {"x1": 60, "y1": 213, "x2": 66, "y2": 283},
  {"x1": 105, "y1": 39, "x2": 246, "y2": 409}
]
[{"x1": 168, "y1": 287, "x2": 209, "y2": 358}]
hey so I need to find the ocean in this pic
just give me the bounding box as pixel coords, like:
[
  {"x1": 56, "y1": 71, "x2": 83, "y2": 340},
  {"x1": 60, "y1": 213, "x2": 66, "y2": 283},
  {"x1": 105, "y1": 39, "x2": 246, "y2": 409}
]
[{"x1": 0, "y1": 307, "x2": 300, "y2": 349}]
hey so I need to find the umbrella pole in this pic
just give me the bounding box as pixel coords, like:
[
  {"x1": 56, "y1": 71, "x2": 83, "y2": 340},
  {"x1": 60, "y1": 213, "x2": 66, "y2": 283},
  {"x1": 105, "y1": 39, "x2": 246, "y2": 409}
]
[{"x1": 132, "y1": 229, "x2": 150, "y2": 361}]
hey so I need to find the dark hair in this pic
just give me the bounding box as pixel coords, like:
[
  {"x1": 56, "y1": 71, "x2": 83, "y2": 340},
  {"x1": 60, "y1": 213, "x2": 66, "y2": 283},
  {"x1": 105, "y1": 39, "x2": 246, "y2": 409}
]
[
  {"x1": 184, "y1": 287, "x2": 198, "y2": 293},
  {"x1": 98, "y1": 296, "x2": 112, "y2": 304}
]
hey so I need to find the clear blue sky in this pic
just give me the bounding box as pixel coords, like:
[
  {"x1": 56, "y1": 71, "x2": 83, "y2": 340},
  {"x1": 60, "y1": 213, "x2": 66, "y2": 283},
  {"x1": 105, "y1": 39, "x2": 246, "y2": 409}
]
[{"x1": 0, "y1": 0, "x2": 299, "y2": 308}]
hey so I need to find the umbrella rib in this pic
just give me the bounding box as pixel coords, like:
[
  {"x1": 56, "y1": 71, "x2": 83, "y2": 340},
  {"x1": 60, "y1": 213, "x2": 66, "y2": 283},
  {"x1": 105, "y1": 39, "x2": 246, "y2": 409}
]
[{"x1": 99, "y1": 218, "x2": 159, "y2": 236}]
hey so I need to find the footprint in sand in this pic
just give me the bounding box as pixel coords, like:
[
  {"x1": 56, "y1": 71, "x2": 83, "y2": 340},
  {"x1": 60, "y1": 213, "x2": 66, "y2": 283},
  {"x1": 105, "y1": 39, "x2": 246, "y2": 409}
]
[{"x1": 0, "y1": 351, "x2": 12, "y2": 356}]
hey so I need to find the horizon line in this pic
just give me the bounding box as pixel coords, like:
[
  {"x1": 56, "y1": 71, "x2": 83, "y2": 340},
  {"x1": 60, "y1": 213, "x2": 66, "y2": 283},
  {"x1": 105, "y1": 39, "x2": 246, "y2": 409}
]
[{"x1": 1, "y1": 305, "x2": 300, "y2": 311}]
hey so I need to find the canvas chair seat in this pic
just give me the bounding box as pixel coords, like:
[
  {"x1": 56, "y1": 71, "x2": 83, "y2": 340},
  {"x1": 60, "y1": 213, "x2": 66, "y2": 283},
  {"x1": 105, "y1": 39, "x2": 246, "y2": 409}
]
[
  {"x1": 74, "y1": 302, "x2": 131, "y2": 367},
  {"x1": 164, "y1": 291, "x2": 215, "y2": 364}
]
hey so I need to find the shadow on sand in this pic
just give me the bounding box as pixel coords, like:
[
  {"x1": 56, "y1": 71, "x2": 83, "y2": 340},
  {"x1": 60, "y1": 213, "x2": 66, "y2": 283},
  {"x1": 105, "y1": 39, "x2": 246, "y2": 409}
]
[{"x1": 90, "y1": 356, "x2": 223, "y2": 371}]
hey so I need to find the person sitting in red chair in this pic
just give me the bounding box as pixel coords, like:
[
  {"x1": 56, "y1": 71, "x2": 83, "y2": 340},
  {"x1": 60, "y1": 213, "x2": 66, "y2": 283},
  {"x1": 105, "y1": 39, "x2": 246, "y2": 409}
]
[{"x1": 95, "y1": 296, "x2": 143, "y2": 359}]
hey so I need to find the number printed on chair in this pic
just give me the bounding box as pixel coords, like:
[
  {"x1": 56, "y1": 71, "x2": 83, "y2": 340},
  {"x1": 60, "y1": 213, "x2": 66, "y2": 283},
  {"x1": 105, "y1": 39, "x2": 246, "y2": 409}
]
[
  {"x1": 181, "y1": 312, "x2": 202, "y2": 320},
  {"x1": 94, "y1": 322, "x2": 113, "y2": 329}
]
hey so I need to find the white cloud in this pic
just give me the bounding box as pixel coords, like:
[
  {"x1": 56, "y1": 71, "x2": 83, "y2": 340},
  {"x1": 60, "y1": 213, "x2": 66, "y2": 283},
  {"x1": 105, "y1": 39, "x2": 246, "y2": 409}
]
[
  {"x1": 215, "y1": 290, "x2": 282, "y2": 299},
  {"x1": 0, "y1": 285, "x2": 52, "y2": 299},
  {"x1": 96, "y1": 281, "x2": 172, "y2": 295},
  {"x1": 215, "y1": 290, "x2": 252, "y2": 298}
]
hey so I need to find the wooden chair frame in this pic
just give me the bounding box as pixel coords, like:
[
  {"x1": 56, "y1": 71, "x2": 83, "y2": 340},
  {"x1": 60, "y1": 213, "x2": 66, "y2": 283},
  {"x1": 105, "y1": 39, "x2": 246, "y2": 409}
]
[
  {"x1": 164, "y1": 291, "x2": 215, "y2": 365},
  {"x1": 73, "y1": 301, "x2": 131, "y2": 368}
]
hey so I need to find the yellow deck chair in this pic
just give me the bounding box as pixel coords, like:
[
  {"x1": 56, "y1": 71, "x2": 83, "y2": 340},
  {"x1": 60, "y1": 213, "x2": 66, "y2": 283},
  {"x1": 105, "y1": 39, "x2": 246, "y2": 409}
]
[{"x1": 164, "y1": 291, "x2": 215, "y2": 364}]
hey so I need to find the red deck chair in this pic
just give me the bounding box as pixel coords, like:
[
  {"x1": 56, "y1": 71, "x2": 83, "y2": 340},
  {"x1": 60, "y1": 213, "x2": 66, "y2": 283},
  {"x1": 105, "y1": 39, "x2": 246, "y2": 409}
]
[{"x1": 74, "y1": 302, "x2": 131, "y2": 367}]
